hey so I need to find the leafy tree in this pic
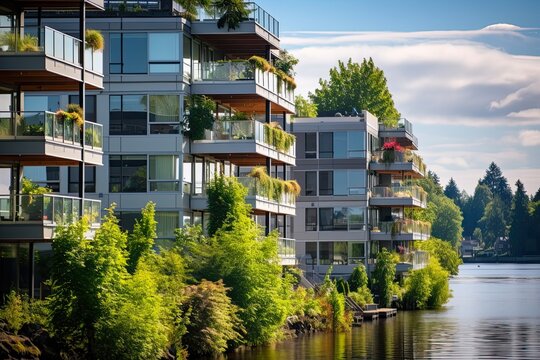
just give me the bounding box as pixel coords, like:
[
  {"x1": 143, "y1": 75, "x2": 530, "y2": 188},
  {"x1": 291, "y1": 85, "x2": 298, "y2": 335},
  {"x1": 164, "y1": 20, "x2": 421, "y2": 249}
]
[
  {"x1": 181, "y1": 280, "x2": 244, "y2": 357},
  {"x1": 274, "y1": 49, "x2": 299, "y2": 77},
  {"x1": 310, "y1": 58, "x2": 400, "y2": 126},
  {"x1": 372, "y1": 248, "x2": 398, "y2": 307},
  {"x1": 509, "y1": 180, "x2": 529, "y2": 256},
  {"x1": 480, "y1": 162, "x2": 513, "y2": 218},
  {"x1": 462, "y1": 184, "x2": 492, "y2": 237},
  {"x1": 215, "y1": 0, "x2": 250, "y2": 30},
  {"x1": 295, "y1": 95, "x2": 318, "y2": 117},
  {"x1": 127, "y1": 202, "x2": 157, "y2": 274},
  {"x1": 430, "y1": 196, "x2": 463, "y2": 248},
  {"x1": 184, "y1": 95, "x2": 215, "y2": 140},
  {"x1": 348, "y1": 264, "x2": 369, "y2": 292},
  {"x1": 479, "y1": 197, "x2": 507, "y2": 248},
  {"x1": 403, "y1": 257, "x2": 450, "y2": 310},
  {"x1": 473, "y1": 227, "x2": 483, "y2": 244},
  {"x1": 444, "y1": 178, "x2": 462, "y2": 207},
  {"x1": 416, "y1": 238, "x2": 462, "y2": 275}
]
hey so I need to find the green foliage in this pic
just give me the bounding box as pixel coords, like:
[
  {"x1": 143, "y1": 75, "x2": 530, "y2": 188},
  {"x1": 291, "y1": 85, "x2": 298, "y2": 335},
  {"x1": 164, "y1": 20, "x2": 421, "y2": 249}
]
[
  {"x1": 430, "y1": 195, "x2": 463, "y2": 249},
  {"x1": 207, "y1": 176, "x2": 251, "y2": 236},
  {"x1": 248, "y1": 55, "x2": 272, "y2": 72},
  {"x1": 263, "y1": 121, "x2": 296, "y2": 152},
  {"x1": 348, "y1": 286, "x2": 374, "y2": 309},
  {"x1": 85, "y1": 29, "x2": 104, "y2": 50},
  {"x1": 348, "y1": 264, "x2": 369, "y2": 292},
  {"x1": 21, "y1": 177, "x2": 51, "y2": 195},
  {"x1": 444, "y1": 177, "x2": 462, "y2": 207},
  {"x1": 335, "y1": 278, "x2": 350, "y2": 295},
  {"x1": 175, "y1": 0, "x2": 212, "y2": 21},
  {"x1": 248, "y1": 166, "x2": 301, "y2": 201},
  {"x1": 0, "y1": 32, "x2": 38, "y2": 51},
  {"x1": 480, "y1": 162, "x2": 513, "y2": 219},
  {"x1": 215, "y1": 0, "x2": 250, "y2": 30},
  {"x1": 372, "y1": 248, "x2": 398, "y2": 307},
  {"x1": 328, "y1": 287, "x2": 349, "y2": 332},
  {"x1": 479, "y1": 196, "x2": 507, "y2": 248},
  {"x1": 295, "y1": 95, "x2": 318, "y2": 117},
  {"x1": 274, "y1": 49, "x2": 299, "y2": 77},
  {"x1": 0, "y1": 291, "x2": 28, "y2": 334},
  {"x1": 403, "y1": 258, "x2": 451, "y2": 310},
  {"x1": 181, "y1": 280, "x2": 244, "y2": 356},
  {"x1": 127, "y1": 202, "x2": 157, "y2": 273},
  {"x1": 185, "y1": 95, "x2": 215, "y2": 140},
  {"x1": 310, "y1": 58, "x2": 400, "y2": 126},
  {"x1": 509, "y1": 180, "x2": 529, "y2": 256},
  {"x1": 462, "y1": 184, "x2": 492, "y2": 237},
  {"x1": 416, "y1": 238, "x2": 462, "y2": 275}
]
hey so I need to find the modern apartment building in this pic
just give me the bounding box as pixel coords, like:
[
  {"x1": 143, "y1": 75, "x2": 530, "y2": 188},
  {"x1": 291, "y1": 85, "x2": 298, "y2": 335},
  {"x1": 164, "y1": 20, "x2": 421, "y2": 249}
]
[
  {"x1": 0, "y1": 0, "x2": 297, "y2": 300},
  {"x1": 292, "y1": 113, "x2": 430, "y2": 278},
  {"x1": 0, "y1": 0, "x2": 104, "y2": 299}
]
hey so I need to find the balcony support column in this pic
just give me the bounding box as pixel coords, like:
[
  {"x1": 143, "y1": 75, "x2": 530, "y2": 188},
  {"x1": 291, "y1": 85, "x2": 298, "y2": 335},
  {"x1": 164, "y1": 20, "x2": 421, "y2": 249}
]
[
  {"x1": 265, "y1": 100, "x2": 271, "y2": 124},
  {"x1": 78, "y1": 1, "x2": 86, "y2": 215},
  {"x1": 37, "y1": 8, "x2": 42, "y2": 45},
  {"x1": 10, "y1": 163, "x2": 21, "y2": 220}
]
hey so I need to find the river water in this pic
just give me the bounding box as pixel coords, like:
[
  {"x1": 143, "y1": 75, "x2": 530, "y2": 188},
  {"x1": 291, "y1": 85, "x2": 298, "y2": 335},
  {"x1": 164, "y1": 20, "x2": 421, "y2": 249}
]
[{"x1": 230, "y1": 263, "x2": 540, "y2": 359}]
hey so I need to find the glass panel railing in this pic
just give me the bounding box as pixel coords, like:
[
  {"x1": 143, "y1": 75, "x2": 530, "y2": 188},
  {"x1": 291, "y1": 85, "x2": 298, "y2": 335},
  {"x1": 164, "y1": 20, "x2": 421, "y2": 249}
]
[
  {"x1": 104, "y1": 0, "x2": 161, "y2": 11},
  {"x1": 84, "y1": 122, "x2": 103, "y2": 150},
  {"x1": 370, "y1": 219, "x2": 431, "y2": 236},
  {"x1": 237, "y1": 177, "x2": 296, "y2": 205},
  {"x1": 0, "y1": 194, "x2": 101, "y2": 226},
  {"x1": 199, "y1": 61, "x2": 254, "y2": 81},
  {"x1": 195, "y1": 2, "x2": 279, "y2": 37},
  {"x1": 371, "y1": 150, "x2": 427, "y2": 175},
  {"x1": 371, "y1": 185, "x2": 427, "y2": 205},
  {"x1": 278, "y1": 237, "x2": 296, "y2": 258}
]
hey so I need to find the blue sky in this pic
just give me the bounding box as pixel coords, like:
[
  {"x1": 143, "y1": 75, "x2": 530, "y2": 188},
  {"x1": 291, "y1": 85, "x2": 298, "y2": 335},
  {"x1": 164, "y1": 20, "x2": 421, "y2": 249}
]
[{"x1": 256, "y1": 0, "x2": 540, "y2": 195}]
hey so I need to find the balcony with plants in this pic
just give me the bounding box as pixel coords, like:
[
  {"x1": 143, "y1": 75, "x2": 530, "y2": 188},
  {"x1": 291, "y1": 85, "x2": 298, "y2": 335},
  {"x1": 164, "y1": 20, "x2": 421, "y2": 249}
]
[
  {"x1": 0, "y1": 193, "x2": 101, "y2": 240},
  {"x1": 370, "y1": 140, "x2": 427, "y2": 177},
  {"x1": 278, "y1": 237, "x2": 296, "y2": 265},
  {"x1": 191, "y1": 112, "x2": 296, "y2": 165},
  {"x1": 370, "y1": 184, "x2": 428, "y2": 208},
  {"x1": 0, "y1": 106, "x2": 103, "y2": 165},
  {"x1": 191, "y1": 55, "x2": 296, "y2": 113},
  {"x1": 378, "y1": 118, "x2": 418, "y2": 150},
  {"x1": 370, "y1": 218, "x2": 431, "y2": 241},
  {"x1": 191, "y1": 167, "x2": 299, "y2": 216},
  {"x1": 0, "y1": 26, "x2": 103, "y2": 89}
]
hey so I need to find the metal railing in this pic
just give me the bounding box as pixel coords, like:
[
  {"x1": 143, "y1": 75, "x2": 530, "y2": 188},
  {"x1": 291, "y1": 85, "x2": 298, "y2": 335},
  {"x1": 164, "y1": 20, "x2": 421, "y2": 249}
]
[
  {"x1": 371, "y1": 185, "x2": 427, "y2": 205},
  {"x1": 201, "y1": 119, "x2": 295, "y2": 156},
  {"x1": 371, "y1": 150, "x2": 427, "y2": 175},
  {"x1": 196, "y1": 2, "x2": 279, "y2": 37},
  {"x1": 0, "y1": 111, "x2": 103, "y2": 150},
  {"x1": 0, "y1": 194, "x2": 101, "y2": 226},
  {"x1": 379, "y1": 118, "x2": 418, "y2": 145},
  {"x1": 0, "y1": 26, "x2": 103, "y2": 74},
  {"x1": 278, "y1": 237, "x2": 295, "y2": 259},
  {"x1": 104, "y1": 0, "x2": 161, "y2": 11},
  {"x1": 237, "y1": 177, "x2": 296, "y2": 205},
  {"x1": 370, "y1": 219, "x2": 431, "y2": 237},
  {"x1": 194, "y1": 60, "x2": 295, "y2": 103}
]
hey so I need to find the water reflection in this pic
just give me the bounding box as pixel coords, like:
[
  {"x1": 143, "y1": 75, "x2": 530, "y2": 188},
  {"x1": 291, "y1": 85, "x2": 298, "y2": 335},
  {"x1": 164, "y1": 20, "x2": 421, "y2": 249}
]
[{"x1": 228, "y1": 264, "x2": 540, "y2": 359}]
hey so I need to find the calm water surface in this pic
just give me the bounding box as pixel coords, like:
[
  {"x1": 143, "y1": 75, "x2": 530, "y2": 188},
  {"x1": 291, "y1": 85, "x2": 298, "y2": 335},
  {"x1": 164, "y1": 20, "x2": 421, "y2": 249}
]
[{"x1": 230, "y1": 263, "x2": 540, "y2": 359}]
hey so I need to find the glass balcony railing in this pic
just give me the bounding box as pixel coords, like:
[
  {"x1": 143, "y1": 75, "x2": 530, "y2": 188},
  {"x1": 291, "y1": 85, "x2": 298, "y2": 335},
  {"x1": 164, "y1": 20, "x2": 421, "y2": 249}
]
[
  {"x1": 0, "y1": 111, "x2": 103, "y2": 150},
  {"x1": 0, "y1": 194, "x2": 101, "y2": 226},
  {"x1": 194, "y1": 60, "x2": 295, "y2": 103},
  {"x1": 278, "y1": 237, "x2": 296, "y2": 259},
  {"x1": 237, "y1": 177, "x2": 296, "y2": 206},
  {"x1": 370, "y1": 219, "x2": 431, "y2": 237},
  {"x1": 196, "y1": 2, "x2": 279, "y2": 37},
  {"x1": 371, "y1": 185, "x2": 427, "y2": 205},
  {"x1": 201, "y1": 120, "x2": 295, "y2": 156},
  {"x1": 399, "y1": 250, "x2": 430, "y2": 269},
  {"x1": 379, "y1": 118, "x2": 418, "y2": 145},
  {"x1": 371, "y1": 150, "x2": 427, "y2": 175},
  {"x1": 0, "y1": 26, "x2": 103, "y2": 74}
]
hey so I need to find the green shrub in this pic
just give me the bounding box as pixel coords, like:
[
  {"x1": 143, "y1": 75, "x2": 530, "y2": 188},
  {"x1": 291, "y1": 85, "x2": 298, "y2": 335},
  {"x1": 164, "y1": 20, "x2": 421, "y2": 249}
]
[
  {"x1": 85, "y1": 29, "x2": 104, "y2": 50},
  {"x1": 349, "y1": 264, "x2": 369, "y2": 291},
  {"x1": 403, "y1": 257, "x2": 451, "y2": 310},
  {"x1": 0, "y1": 291, "x2": 28, "y2": 334},
  {"x1": 348, "y1": 286, "x2": 374, "y2": 309},
  {"x1": 185, "y1": 95, "x2": 215, "y2": 140},
  {"x1": 416, "y1": 237, "x2": 462, "y2": 275},
  {"x1": 371, "y1": 248, "x2": 398, "y2": 307}
]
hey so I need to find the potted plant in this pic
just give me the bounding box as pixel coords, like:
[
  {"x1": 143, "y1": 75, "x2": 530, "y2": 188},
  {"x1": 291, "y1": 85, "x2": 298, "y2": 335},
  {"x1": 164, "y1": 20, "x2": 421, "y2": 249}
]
[
  {"x1": 85, "y1": 29, "x2": 104, "y2": 51},
  {"x1": 382, "y1": 140, "x2": 403, "y2": 163}
]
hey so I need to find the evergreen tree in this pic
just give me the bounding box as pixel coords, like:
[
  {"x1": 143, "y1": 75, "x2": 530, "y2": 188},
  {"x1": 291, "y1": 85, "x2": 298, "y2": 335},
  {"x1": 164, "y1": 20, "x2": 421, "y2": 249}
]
[
  {"x1": 444, "y1": 178, "x2": 462, "y2": 207},
  {"x1": 480, "y1": 162, "x2": 513, "y2": 217},
  {"x1": 533, "y1": 187, "x2": 540, "y2": 202},
  {"x1": 509, "y1": 180, "x2": 529, "y2": 256},
  {"x1": 310, "y1": 58, "x2": 400, "y2": 126},
  {"x1": 479, "y1": 197, "x2": 507, "y2": 249},
  {"x1": 428, "y1": 170, "x2": 441, "y2": 188},
  {"x1": 529, "y1": 202, "x2": 540, "y2": 255},
  {"x1": 463, "y1": 184, "x2": 492, "y2": 237}
]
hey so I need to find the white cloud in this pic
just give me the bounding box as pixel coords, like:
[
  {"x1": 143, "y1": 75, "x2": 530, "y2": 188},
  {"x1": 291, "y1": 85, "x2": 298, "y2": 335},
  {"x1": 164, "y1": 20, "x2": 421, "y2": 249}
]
[
  {"x1": 519, "y1": 130, "x2": 540, "y2": 146},
  {"x1": 508, "y1": 108, "x2": 540, "y2": 118},
  {"x1": 482, "y1": 24, "x2": 522, "y2": 31}
]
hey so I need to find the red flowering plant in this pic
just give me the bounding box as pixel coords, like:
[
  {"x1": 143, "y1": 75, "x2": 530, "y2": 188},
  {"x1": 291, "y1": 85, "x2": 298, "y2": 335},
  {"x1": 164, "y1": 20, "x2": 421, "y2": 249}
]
[{"x1": 382, "y1": 140, "x2": 403, "y2": 163}]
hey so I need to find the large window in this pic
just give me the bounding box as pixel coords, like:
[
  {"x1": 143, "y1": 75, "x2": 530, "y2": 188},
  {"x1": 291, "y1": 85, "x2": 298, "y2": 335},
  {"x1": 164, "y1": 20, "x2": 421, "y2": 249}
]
[
  {"x1": 348, "y1": 207, "x2": 365, "y2": 230},
  {"x1": 333, "y1": 170, "x2": 348, "y2": 196},
  {"x1": 305, "y1": 208, "x2": 317, "y2": 231},
  {"x1": 333, "y1": 132, "x2": 347, "y2": 158},
  {"x1": 315, "y1": 131, "x2": 366, "y2": 159},
  {"x1": 304, "y1": 171, "x2": 317, "y2": 196},
  {"x1": 305, "y1": 242, "x2": 317, "y2": 265},
  {"x1": 319, "y1": 171, "x2": 333, "y2": 195},
  {"x1": 149, "y1": 155, "x2": 180, "y2": 191},
  {"x1": 148, "y1": 33, "x2": 180, "y2": 73},
  {"x1": 319, "y1": 132, "x2": 333, "y2": 158},
  {"x1": 110, "y1": 95, "x2": 147, "y2": 135},
  {"x1": 155, "y1": 211, "x2": 179, "y2": 239},
  {"x1": 305, "y1": 132, "x2": 317, "y2": 159},
  {"x1": 109, "y1": 155, "x2": 147, "y2": 192},
  {"x1": 23, "y1": 167, "x2": 60, "y2": 192},
  {"x1": 319, "y1": 241, "x2": 348, "y2": 265},
  {"x1": 348, "y1": 131, "x2": 365, "y2": 158},
  {"x1": 183, "y1": 35, "x2": 192, "y2": 80},
  {"x1": 110, "y1": 33, "x2": 148, "y2": 74},
  {"x1": 319, "y1": 207, "x2": 358, "y2": 231},
  {"x1": 69, "y1": 95, "x2": 97, "y2": 122},
  {"x1": 149, "y1": 95, "x2": 180, "y2": 134},
  {"x1": 68, "y1": 166, "x2": 96, "y2": 193}
]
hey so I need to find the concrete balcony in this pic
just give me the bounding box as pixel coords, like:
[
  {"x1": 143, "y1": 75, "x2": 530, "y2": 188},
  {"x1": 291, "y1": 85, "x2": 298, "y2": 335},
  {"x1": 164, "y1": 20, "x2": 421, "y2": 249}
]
[
  {"x1": 191, "y1": 60, "x2": 295, "y2": 114},
  {"x1": 191, "y1": 177, "x2": 296, "y2": 216},
  {"x1": 369, "y1": 185, "x2": 427, "y2": 208},
  {"x1": 14, "y1": 1, "x2": 104, "y2": 10},
  {"x1": 378, "y1": 118, "x2": 418, "y2": 150},
  {"x1": 0, "y1": 26, "x2": 103, "y2": 90},
  {"x1": 0, "y1": 111, "x2": 103, "y2": 166},
  {"x1": 191, "y1": 120, "x2": 295, "y2": 166},
  {"x1": 192, "y1": 2, "x2": 279, "y2": 57},
  {"x1": 370, "y1": 219, "x2": 431, "y2": 241},
  {"x1": 278, "y1": 237, "x2": 296, "y2": 266},
  {"x1": 370, "y1": 150, "x2": 427, "y2": 178},
  {"x1": 0, "y1": 194, "x2": 101, "y2": 241}
]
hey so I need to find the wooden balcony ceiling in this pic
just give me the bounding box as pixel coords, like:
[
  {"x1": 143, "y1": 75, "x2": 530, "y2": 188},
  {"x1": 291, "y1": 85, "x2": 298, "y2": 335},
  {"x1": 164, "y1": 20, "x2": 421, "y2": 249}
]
[
  {"x1": 0, "y1": 69, "x2": 101, "y2": 91},
  {"x1": 1, "y1": 0, "x2": 104, "y2": 11},
  {"x1": 208, "y1": 94, "x2": 290, "y2": 114},
  {"x1": 0, "y1": 154, "x2": 82, "y2": 166},
  {"x1": 195, "y1": 33, "x2": 278, "y2": 58}
]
